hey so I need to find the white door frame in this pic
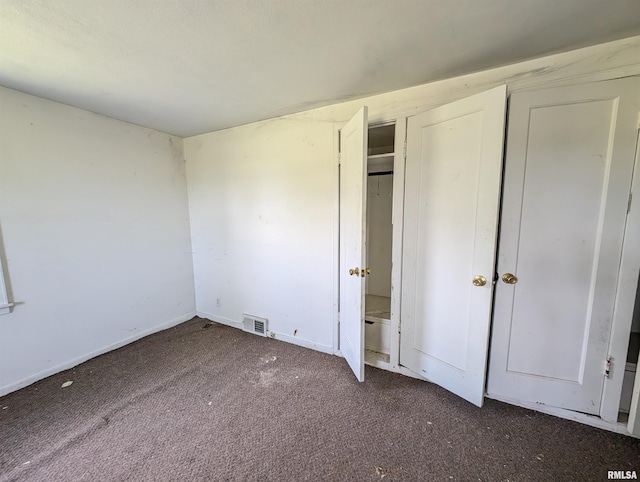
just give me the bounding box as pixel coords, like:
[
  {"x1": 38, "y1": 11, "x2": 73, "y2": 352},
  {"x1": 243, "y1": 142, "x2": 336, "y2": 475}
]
[
  {"x1": 389, "y1": 118, "x2": 407, "y2": 371},
  {"x1": 610, "y1": 127, "x2": 640, "y2": 431}
]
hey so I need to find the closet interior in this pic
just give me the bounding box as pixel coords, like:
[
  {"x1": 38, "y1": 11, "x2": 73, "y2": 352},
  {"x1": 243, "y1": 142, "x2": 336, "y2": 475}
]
[{"x1": 364, "y1": 123, "x2": 395, "y2": 363}]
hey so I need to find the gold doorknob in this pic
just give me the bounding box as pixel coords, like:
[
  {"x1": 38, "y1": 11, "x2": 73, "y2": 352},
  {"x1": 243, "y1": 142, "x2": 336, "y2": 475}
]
[
  {"x1": 349, "y1": 267, "x2": 360, "y2": 276},
  {"x1": 502, "y1": 273, "x2": 518, "y2": 284},
  {"x1": 472, "y1": 275, "x2": 487, "y2": 287}
]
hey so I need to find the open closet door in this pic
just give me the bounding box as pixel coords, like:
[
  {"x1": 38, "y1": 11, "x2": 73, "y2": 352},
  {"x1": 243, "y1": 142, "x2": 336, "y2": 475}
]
[
  {"x1": 400, "y1": 86, "x2": 507, "y2": 406},
  {"x1": 339, "y1": 107, "x2": 368, "y2": 382}
]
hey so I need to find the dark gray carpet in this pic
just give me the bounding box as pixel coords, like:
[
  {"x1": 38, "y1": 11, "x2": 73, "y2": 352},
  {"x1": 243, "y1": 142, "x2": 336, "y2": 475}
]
[{"x1": 0, "y1": 317, "x2": 637, "y2": 481}]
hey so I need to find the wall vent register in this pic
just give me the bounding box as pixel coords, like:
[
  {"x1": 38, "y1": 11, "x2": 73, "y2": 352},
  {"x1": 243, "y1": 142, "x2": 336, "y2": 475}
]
[{"x1": 242, "y1": 314, "x2": 268, "y2": 337}]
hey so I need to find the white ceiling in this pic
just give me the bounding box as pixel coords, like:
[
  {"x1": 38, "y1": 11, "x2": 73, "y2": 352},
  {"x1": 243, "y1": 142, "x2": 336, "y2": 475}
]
[{"x1": 1, "y1": 1, "x2": 640, "y2": 137}]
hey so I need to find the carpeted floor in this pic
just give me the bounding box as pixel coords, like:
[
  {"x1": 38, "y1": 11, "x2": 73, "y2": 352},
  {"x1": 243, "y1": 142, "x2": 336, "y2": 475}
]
[{"x1": 0, "y1": 317, "x2": 638, "y2": 481}]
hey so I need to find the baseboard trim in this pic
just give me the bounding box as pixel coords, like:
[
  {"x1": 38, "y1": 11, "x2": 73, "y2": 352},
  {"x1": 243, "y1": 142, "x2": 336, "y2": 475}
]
[
  {"x1": 270, "y1": 331, "x2": 334, "y2": 355},
  {"x1": 0, "y1": 311, "x2": 196, "y2": 397},
  {"x1": 196, "y1": 311, "x2": 243, "y2": 330},
  {"x1": 197, "y1": 311, "x2": 334, "y2": 355}
]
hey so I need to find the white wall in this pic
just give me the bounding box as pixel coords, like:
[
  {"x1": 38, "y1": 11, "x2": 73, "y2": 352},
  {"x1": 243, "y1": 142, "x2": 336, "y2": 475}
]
[
  {"x1": 185, "y1": 117, "x2": 337, "y2": 352},
  {"x1": 0, "y1": 87, "x2": 196, "y2": 395},
  {"x1": 185, "y1": 36, "x2": 640, "y2": 355}
]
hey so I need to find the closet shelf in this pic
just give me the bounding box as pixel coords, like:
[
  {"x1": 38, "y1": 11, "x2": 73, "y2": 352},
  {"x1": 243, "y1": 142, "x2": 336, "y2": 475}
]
[
  {"x1": 368, "y1": 153, "x2": 394, "y2": 174},
  {"x1": 367, "y1": 153, "x2": 394, "y2": 160}
]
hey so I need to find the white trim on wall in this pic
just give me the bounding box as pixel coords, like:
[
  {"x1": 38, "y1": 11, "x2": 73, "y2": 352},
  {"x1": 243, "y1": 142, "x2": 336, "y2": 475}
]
[{"x1": 333, "y1": 123, "x2": 341, "y2": 355}]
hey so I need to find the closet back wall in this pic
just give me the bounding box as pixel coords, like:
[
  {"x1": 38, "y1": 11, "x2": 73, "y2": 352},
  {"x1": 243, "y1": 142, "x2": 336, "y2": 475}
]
[
  {"x1": 366, "y1": 174, "x2": 393, "y2": 298},
  {"x1": 0, "y1": 87, "x2": 196, "y2": 396}
]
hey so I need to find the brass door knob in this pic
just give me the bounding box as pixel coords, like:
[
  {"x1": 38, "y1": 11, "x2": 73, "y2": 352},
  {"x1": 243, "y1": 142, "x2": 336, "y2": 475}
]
[
  {"x1": 349, "y1": 267, "x2": 360, "y2": 276},
  {"x1": 502, "y1": 273, "x2": 518, "y2": 284},
  {"x1": 472, "y1": 275, "x2": 487, "y2": 287}
]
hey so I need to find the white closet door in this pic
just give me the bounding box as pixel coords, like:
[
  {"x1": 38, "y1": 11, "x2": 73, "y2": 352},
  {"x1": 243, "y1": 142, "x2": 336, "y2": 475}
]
[
  {"x1": 401, "y1": 86, "x2": 507, "y2": 407},
  {"x1": 339, "y1": 107, "x2": 368, "y2": 382},
  {"x1": 487, "y1": 79, "x2": 640, "y2": 414}
]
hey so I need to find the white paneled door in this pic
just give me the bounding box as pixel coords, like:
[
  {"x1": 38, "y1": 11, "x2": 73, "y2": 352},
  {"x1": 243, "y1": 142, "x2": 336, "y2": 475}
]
[
  {"x1": 487, "y1": 79, "x2": 640, "y2": 414},
  {"x1": 339, "y1": 107, "x2": 368, "y2": 382},
  {"x1": 401, "y1": 86, "x2": 507, "y2": 407}
]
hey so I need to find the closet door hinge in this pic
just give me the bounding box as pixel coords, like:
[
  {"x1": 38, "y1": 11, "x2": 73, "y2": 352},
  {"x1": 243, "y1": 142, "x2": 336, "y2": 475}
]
[
  {"x1": 628, "y1": 193, "x2": 633, "y2": 213},
  {"x1": 604, "y1": 356, "x2": 612, "y2": 378},
  {"x1": 403, "y1": 139, "x2": 407, "y2": 159},
  {"x1": 338, "y1": 152, "x2": 341, "y2": 165}
]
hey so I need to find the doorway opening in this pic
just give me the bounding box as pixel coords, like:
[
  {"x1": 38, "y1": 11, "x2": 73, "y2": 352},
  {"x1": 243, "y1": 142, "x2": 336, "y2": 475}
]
[{"x1": 364, "y1": 123, "x2": 395, "y2": 364}]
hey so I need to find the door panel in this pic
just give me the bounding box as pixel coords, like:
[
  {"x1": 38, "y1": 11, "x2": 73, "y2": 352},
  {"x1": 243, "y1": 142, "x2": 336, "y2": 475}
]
[
  {"x1": 412, "y1": 111, "x2": 482, "y2": 371},
  {"x1": 339, "y1": 107, "x2": 368, "y2": 382},
  {"x1": 401, "y1": 86, "x2": 507, "y2": 406},
  {"x1": 487, "y1": 78, "x2": 640, "y2": 414}
]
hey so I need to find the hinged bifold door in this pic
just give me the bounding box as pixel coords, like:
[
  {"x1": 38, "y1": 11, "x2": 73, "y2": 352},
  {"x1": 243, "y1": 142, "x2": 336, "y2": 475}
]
[
  {"x1": 401, "y1": 86, "x2": 507, "y2": 407},
  {"x1": 339, "y1": 107, "x2": 368, "y2": 382},
  {"x1": 487, "y1": 78, "x2": 640, "y2": 416}
]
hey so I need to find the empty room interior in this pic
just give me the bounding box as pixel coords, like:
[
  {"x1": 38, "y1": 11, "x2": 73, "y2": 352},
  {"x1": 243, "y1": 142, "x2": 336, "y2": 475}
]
[{"x1": 1, "y1": 1, "x2": 640, "y2": 480}]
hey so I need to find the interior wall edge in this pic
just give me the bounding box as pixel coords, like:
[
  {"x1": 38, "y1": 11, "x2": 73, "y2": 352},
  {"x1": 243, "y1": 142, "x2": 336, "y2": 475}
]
[{"x1": 176, "y1": 135, "x2": 197, "y2": 312}]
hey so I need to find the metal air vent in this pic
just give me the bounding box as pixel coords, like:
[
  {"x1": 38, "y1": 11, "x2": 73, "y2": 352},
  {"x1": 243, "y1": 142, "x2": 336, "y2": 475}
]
[{"x1": 242, "y1": 314, "x2": 268, "y2": 337}]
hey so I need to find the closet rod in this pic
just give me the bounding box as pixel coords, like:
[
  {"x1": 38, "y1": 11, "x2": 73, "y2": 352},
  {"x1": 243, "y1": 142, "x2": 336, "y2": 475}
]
[{"x1": 368, "y1": 171, "x2": 393, "y2": 177}]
